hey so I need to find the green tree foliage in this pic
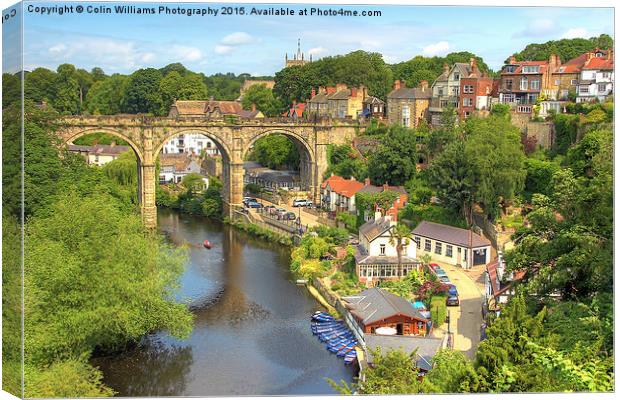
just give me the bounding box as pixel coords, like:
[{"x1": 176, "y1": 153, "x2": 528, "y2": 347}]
[
  {"x1": 425, "y1": 350, "x2": 480, "y2": 393},
  {"x1": 330, "y1": 348, "x2": 427, "y2": 394},
  {"x1": 53, "y1": 64, "x2": 81, "y2": 114},
  {"x1": 204, "y1": 72, "x2": 245, "y2": 100},
  {"x1": 181, "y1": 172, "x2": 206, "y2": 195},
  {"x1": 24, "y1": 191, "x2": 193, "y2": 395},
  {"x1": 159, "y1": 71, "x2": 209, "y2": 114},
  {"x1": 367, "y1": 125, "x2": 419, "y2": 185},
  {"x1": 2, "y1": 72, "x2": 21, "y2": 107},
  {"x1": 240, "y1": 84, "x2": 283, "y2": 116},
  {"x1": 247, "y1": 134, "x2": 300, "y2": 170},
  {"x1": 274, "y1": 50, "x2": 393, "y2": 104},
  {"x1": 392, "y1": 52, "x2": 492, "y2": 88},
  {"x1": 86, "y1": 74, "x2": 128, "y2": 115},
  {"x1": 565, "y1": 129, "x2": 612, "y2": 177},
  {"x1": 509, "y1": 34, "x2": 613, "y2": 63},
  {"x1": 25, "y1": 68, "x2": 57, "y2": 105},
  {"x1": 325, "y1": 144, "x2": 368, "y2": 181},
  {"x1": 25, "y1": 360, "x2": 115, "y2": 397},
  {"x1": 523, "y1": 157, "x2": 560, "y2": 198},
  {"x1": 551, "y1": 113, "x2": 579, "y2": 155},
  {"x1": 122, "y1": 68, "x2": 164, "y2": 115}
]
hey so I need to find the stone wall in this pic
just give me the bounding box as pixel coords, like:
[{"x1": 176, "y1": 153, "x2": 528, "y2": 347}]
[{"x1": 509, "y1": 112, "x2": 555, "y2": 149}]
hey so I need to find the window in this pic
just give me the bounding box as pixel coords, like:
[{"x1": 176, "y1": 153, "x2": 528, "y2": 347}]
[
  {"x1": 463, "y1": 98, "x2": 473, "y2": 107},
  {"x1": 446, "y1": 245, "x2": 453, "y2": 257},
  {"x1": 579, "y1": 86, "x2": 590, "y2": 94},
  {"x1": 554, "y1": 79, "x2": 560, "y2": 86},
  {"x1": 522, "y1": 65, "x2": 540, "y2": 73},
  {"x1": 463, "y1": 85, "x2": 474, "y2": 94},
  {"x1": 414, "y1": 236, "x2": 421, "y2": 249},
  {"x1": 520, "y1": 77, "x2": 528, "y2": 90},
  {"x1": 197, "y1": 141, "x2": 203, "y2": 148},
  {"x1": 598, "y1": 83, "x2": 607, "y2": 93},
  {"x1": 464, "y1": 111, "x2": 471, "y2": 118},
  {"x1": 560, "y1": 89, "x2": 569, "y2": 100},
  {"x1": 424, "y1": 239, "x2": 431, "y2": 252},
  {"x1": 402, "y1": 106, "x2": 410, "y2": 127},
  {"x1": 452, "y1": 86, "x2": 460, "y2": 96},
  {"x1": 504, "y1": 66, "x2": 515, "y2": 73},
  {"x1": 602, "y1": 72, "x2": 610, "y2": 79},
  {"x1": 402, "y1": 245, "x2": 408, "y2": 255},
  {"x1": 435, "y1": 242, "x2": 442, "y2": 255},
  {"x1": 530, "y1": 80, "x2": 540, "y2": 90},
  {"x1": 380, "y1": 244, "x2": 386, "y2": 255},
  {"x1": 438, "y1": 87, "x2": 444, "y2": 96},
  {"x1": 571, "y1": 79, "x2": 578, "y2": 85},
  {"x1": 505, "y1": 79, "x2": 513, "y2": 90},
  {"x1": 454, "y1": 73, "x2": 460, "y2": 80}
]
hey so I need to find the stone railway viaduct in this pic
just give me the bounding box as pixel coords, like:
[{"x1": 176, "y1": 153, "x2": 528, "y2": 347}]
[{"x1": 58, "y1": 116, "x2": 359, "y2": 228}]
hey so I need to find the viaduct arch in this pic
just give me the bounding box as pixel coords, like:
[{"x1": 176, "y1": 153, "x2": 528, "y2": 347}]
[{"x1": 58, "y1": 115, "x2": 358, "y2": 228}]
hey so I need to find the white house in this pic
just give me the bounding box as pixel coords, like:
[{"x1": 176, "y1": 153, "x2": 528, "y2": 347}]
[
  {"x1": 159, "y1": 153, "x2": 207, "y2": 186},
  {"x1": 485, "y1": 252, "x2": 526, "y2": 317},
  {"x1": 67, "y1": 143, "x2": 130, "y2": 166},
  {"x1": 355, "y1": 212, "x2": 420, "y2": 286},
  {"x1": 320, "y1": 175, "x2": 365, "y2": 213},
  {"x1": 162, "y1": 132, "x2": 220, "y2": 156},
  {"x1": 411, "y1": 220, "x2": 491, "y2": 269},
  {"x1": 576, "y1": 51, "x2": 614, "y2": 103}
]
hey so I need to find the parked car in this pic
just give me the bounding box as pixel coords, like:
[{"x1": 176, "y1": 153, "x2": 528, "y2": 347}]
[
  {"x1": 439, "y1": 275, "x2": 451, "y2": 284},
  {"x1": 429, "y1": 262, "x2": 441, "y2": 271},
  {"x1": 247, "y1": 201, "x2": 263, "y2": 209},
  {"x1": 243, "y1": 197, "x2": 257, "y2": 206},
  {"x1": 448, "y1": 284, "x2": 459, "y2": 297},
  {"x1": 276, "y1": 208, "x2": 287, "y2": 217},
  {"x1": 434, "y1": 268, "x2": 447, "y2": 277},
  {"x1": 283, "y1": 212, "x2": 297, "y2": 220},
  {"x1": 293, "y1": 199, "x2": 311, "y2": 207},
  {"x1": 446, "y1": 295, "x2": 460, "y2": 306},
  {"x1": 264, "y1": 205, "x2": 275, "y2": 213}
]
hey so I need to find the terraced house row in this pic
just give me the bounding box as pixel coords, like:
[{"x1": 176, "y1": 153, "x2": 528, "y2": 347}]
[{"x1": 305, "y1": 48, "x2": 614, "y2": 125}]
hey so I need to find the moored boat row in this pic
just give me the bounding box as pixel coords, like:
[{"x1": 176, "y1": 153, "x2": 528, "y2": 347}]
[{"x1": 311, "y1": 311, "x2": 358, "y2": 365}]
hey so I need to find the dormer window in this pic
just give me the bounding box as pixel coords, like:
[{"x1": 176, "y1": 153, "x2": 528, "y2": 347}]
[
  {"x1": 505, "y1": 66, "x2": 516, "y2": 73},
  {"x1": 522, "y1": 66, "x2": 540, "y2": 74},
  {"x1": 596, "y1": 52, "x2": 604, "y2": 57},
  {"x1": 454, "y1": 73, "x2": 460, "y2": 80}
]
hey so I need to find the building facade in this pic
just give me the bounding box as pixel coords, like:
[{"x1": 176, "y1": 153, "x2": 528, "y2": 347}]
[
  {"x1": 429, "y1": 63, "x2": 473, "y2": 124},
  {"x1": 411, "y1": 220, "x2": 492, "y2": 269},
  {"x1": 576, "y1": 50, "x2": 614, "y2": 103},
  {"x1": 285, "y1": 39, "x2": 312, "y2": 68},
  {"x1": 497, "y1": 55, "x2": 557, "y2": 114},
  {"x1": 67, "y1": 143, "x2": 130, "y2": 166},
  {"x1": 159, "y1": 153, "x2": 205, "y2": 185},
  {"x1": 458, "y1": 59, "x2": 498, "y2": 119},
  {"x1": 161, "y1": 132, "x2": 220, "y2": 156},
  {"x1": 386, "y1": 80, "x2": 432, "y2": 128}
]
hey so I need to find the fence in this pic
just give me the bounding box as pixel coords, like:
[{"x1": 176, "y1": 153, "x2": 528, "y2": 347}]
[{"x1": 472, "y1": 212, "x2": 498, "y2": 250}]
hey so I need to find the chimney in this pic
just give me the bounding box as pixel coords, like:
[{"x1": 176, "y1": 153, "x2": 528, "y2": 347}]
[
  {"x1": 110, "y1": 141, "x2": 116, "y2": 147},
  {"x1": 586, "y1": 52, "x2": 594, "y2": 62},
  {"x1": 548, "y1": 53, "x2": 560, "y2": 71},
  {"x1": 607, "y1": 50, "x2": 613, "y2": 60},
  {"x1": 364, "y1": 177, "x2": 370, "y2": 186},
  {"x1": 443, "y1": 63, "x2": 450, "y2": 74},
  {"x1": 374, "y1": 210, "x2": 382, "y2": 221},
  {"x1": 251, "y1": 103, "x2": 256, "y2": 112},
  {"x1": 350, "y1": 176, "x2": 357, "y2": 181},
  {"x1": 336, "y1": 83, "x2": 348, "y2": 92},
  {"x1": 470, "y1": 57, "x2": 478, "y2": 76},
  {"x1": 508, "y1": 56, "x2": 516, "y2": 64},
  {"x1": 420, "y1": 80, "x2": 429, "y2": 91},
  {"x1": 326, "y1": 86, "x2": 337, "y2": 94},
  {"x1": 393, "y1": 80, "x2": 402, "y2": 90},
  {"x1": 311, "y1": 88, "x2": 316, "y2": 97},
  {"x1": 350, "y1": 88, "x2": 357, "y2": 98}
]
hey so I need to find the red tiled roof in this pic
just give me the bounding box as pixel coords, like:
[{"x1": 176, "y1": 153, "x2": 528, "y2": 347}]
[
  {"x1": 583, "y1": 57, "x2": 614, "y2": 70},
  {"x1": 321, "y1": 175, "x2": 365, "y2": 198}
]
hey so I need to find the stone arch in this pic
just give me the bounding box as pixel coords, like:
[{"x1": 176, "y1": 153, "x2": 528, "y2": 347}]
[
  {"x1": 154, "y1": 128, "x2": 233, "y2": 163},
  {"x1": 62, "y1": 128, "x2": 145, "y2": 163},
  {"x1": 241, "y1": 128, "x2": 315, "y2": 164}
]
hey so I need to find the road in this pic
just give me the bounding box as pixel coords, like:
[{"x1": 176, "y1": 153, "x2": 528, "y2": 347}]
[{"x1": 433, "y1": 261, "x2": 484, "y2": 359}]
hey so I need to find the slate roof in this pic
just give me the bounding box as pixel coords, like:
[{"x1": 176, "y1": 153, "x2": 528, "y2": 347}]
[
  {"x1": 355, "y1": 247, "x2": 419, "y2": 266},
  {"x1": 205, "y1": 100, "x2": 244, "y2": 115},
  {"x1": 364, "y1": 334, "x2": 443, "y2": 371},
  {"x1": 364, "y1": 96, "x2": 385, "y2": 105},
  {"x1": 328, "y1": 89, "x2": 352, "y2": 100},
  {"x1": 412, "y1": 220, "x2": 491, "y2": 248},
  {"x1": 308, "y1": 92, "x2": 328, "y2": 103},
  {"x1": 238, "y1": 109, "x2": 262, "y2": 118},
  {"x1": 342, "y1": 287, "x2": 428, "y2": 325},
  {"x1": 387, "y1": 87, "x2": 432, "y2": 100},
  {"x1": 358, "y1": 216, "x2": 393, "y2": 243}
]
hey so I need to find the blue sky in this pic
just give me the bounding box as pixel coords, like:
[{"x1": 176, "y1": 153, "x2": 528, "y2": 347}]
[{"x1": 3, "y1": 2, "x2": 614, "y2": 75}]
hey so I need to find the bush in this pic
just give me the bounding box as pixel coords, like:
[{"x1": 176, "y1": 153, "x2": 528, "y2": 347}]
[
  {"x1": 430, "y1": 295, "x2": 448, "y2": 328},
  {"x1": 336, "y1": 212, "x2": 358, "y2": 233},
  {"x1": 400, "y1": 204, "x2": 467, "y2": 229},
  {"x1": 311, "y1": 225, "x2": 350, "y2": 245}
]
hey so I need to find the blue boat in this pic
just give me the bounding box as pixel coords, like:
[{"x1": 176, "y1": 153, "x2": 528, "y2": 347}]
[
  {"x1": 344, "y1": 351, "x2": 357, "y2": 365},
  {"x1": 337, "y1": 345, "x2": 356, "y2": 357},
  {"x1": 329, "y1": 341, "x2": 354, "y2": 353}
]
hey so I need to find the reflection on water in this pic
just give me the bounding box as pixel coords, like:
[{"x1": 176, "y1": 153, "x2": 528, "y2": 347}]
[{"x1": 92, "y1": 209, "x2": 354, "y2": 396}]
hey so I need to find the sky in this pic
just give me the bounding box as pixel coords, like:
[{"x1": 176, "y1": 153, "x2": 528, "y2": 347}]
[{"x1": 2, "y1": 1, "x2": 614, "y2": 76}]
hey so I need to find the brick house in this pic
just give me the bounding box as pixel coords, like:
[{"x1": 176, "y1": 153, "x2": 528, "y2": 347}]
[
  {"x1": 327, "y1": 84, "x2": 367, "y2": 118},
  {"x1": 458, "y1": 58, "x2": 499, "y2": 119},
  {"x1": 497, "y1": 55, "x2": 558, "y2": 114},
  {"x1": 386, "y1": 80, "x2": 432, "y2": 128}
]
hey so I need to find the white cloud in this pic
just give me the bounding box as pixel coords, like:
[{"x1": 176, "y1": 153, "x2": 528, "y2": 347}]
[
  {"x1": 220, "y1": 32, "x2": 254, "y2": 46},
  {"x1": 170, "y1": 45, "x2": 203, "y2": 62},
  {"x1": 514, "y1": 18, "x2": 555, "y2": 37},
  {"x1": 214, "y1": 45, "x2": 234, "y2": 55},
  {"x1": 562, "y1": 28, "x2": 589, "y2": 39},
  {"x1": 308, "y1": 46, "x2": 328, "y2": 56},
  {"x1": 422, "y1": 41, "x2": 450, "y2": 56},
  {"x1": 48, "y1": 43, "x2": 67, "y2": 56},
  {"x1": 46, "y1": 38, "x2": 146, "y2": 70}
]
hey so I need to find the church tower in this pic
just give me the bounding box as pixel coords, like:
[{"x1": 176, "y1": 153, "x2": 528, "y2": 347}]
[{"x1": 285, "y1": 39, "x2": 312, "y2": 68}]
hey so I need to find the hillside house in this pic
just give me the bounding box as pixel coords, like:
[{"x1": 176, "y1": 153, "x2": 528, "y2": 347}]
[{"x1": 387, "y1": 80, "x2": 432, "y2": 128}]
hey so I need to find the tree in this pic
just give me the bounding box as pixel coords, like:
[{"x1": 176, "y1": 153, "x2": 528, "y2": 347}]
[
  {"x1": 159, "y1": 71, "x2": 209, "y2": 114},
  {"x1": 425, "y1": 350, "x2": 479, "y2": 393},
  {"x1": 2, "y1": 72, "x2": 21, "y2": 108},
  {"x1": 75, "y1": 68, "x2": 94, "y2": 112},
  {"x1": 247, "y1": 134, "x2": 300, "y2": 170},
  {"x1": 388, "y1": 223, "x2": 413, "y2": 275},
  {"x1": 122, "y1": 68, "x2": 164, "y2": 115},
  {"x1": 367, "y1": 125, "x2": 419, "y2": 186},
  {"x1": 181, "y1": 172, "x2": 206, "y2": 195},
  {"x1": 330, "y1": 348, "x2": 428, "y2": 394},
  {"x1": 523, "y1": 157, "x2": 560, "y2": 198},
  {"x1": 90, "y1": 67, "x2": 107, "y2": 82},
  {"x1": 24, "y1": 68, "x2": 57, "y2": 104},
  {"x1": 240, "y1": 84, "x2": 283, "y2": 117},
  {"x1": 86, "y1": 74, "x2": 128, "y2": 115},
  {"x1": 53, "y1": 64, "x2": 80, "y2": 114},
  {"x1": 508, "y1": 34, "x2": 614, "y2": 63}
]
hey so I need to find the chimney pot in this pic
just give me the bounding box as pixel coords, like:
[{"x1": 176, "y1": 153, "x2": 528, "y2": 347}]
[
  {"x1": 251, "y1": 103, "x2": 256, "y2": 112},
  {"x1": 393, "y1": 80, "x2": 401, "y2": 90},
  {"x1": 443, "y1": 63, "x2": 450, "y2": 73},
  {"x1": 509, "y1": 56, "x2": 516, "y2": 64},
  {"x1": 311, "y1": 88, "x2": 316, "y2": 97},
  {"x1": 364, "y1": 177, "x2": 370, "y2": 186}
]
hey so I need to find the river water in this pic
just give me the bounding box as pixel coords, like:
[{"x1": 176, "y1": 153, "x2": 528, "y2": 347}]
[{"x1": 92, "y1": 209, "x2": 354, "y2": 396}]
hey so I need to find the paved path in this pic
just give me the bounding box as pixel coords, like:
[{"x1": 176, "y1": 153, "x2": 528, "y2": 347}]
[
  {"x1": 249, "y1": 198, "x2": 322, "y2": 228},
  {"x1": 436, "y1": 261, "x2": 484, "y2": 359}
]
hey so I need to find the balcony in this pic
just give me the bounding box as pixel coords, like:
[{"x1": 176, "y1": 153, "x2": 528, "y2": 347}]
[{"x1": 429, "y1": 96, "x2": 459, "y2": 112}]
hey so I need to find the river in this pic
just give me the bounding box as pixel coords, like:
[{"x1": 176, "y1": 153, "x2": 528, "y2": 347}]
[{"x1": 92, "y1": 209, "x2": 354, "y2": 396}]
